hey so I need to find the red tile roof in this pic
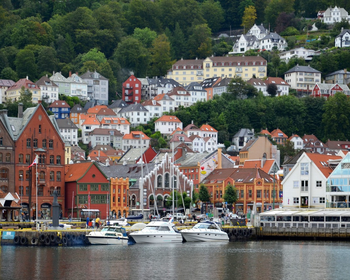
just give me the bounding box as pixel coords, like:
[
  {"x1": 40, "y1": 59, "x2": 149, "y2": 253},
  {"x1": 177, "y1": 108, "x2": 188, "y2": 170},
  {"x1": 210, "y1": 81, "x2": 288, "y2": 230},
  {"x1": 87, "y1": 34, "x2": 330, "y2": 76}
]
[
  {"x1": 7, "y1": 78, "x2": 40, "y2": 91},
  {"x1": 265, "y1": 77, "x2": 290, "y2": 87},
  {"x1": 306, "y1": 153, "x2": 341, "y2": 178},
  {"x1": 271, "y1": 128, "x2": 288, "y2": 138},
  {"x1": 65, "y1": 162, "x2": 93, "y2": 182},
  {"x1": 122, "y1": 131, "x2": 150, "y2": 140},
  {"x1": 200, "y1": 124, "x2": 217, "y2": 132},
  {"x1": 170, "y1": 127, "x2": 183, "y2": 135},
  {"x1": 49, "y1": 100, "x2": 71, "y2": 108},
  {"x1": 142, "y1": 99, "x2": 161, "y2": 106},
  {"x1": 260, "y1": 128, "x2": 271, "y2": 135},
  {"x1": 82, "y1": 116, "x2": 100, "y2": 126},
  {"x1": 288, "y1": 134, "x2": 301, "y2": 141},
  {"x1": 100, "y1": 117, "x2": 130, "y2": 125},
  {"x1": 242, "y1": 159, "x2": 275, "y2": 174},
  {"x1": 155, "y1": 115, "x2": 182, "y2": 123}
]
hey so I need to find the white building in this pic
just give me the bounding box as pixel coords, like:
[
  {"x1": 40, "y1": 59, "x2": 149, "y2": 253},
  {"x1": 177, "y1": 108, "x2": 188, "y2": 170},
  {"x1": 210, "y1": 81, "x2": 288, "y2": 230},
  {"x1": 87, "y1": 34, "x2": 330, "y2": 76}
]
[
  {"x1": 259, "y1": 32, "x2": 288, "y2": 51},
  {"x1": 322, "y1": 6, "x2": 349, "y2": 24},
  {"x1": 288, "y1": 134, "x2": 304, "y2": 150},
  {"x1": 168, "y1": 87, "x2": 193, "y2": 108},
  {"x1": 122, "y1": 131, "x2": 150, "y2": 151},
  {"x1": 56, "y1": 118, "x2": 78, "y2": 145},
  {"x1": 247, "y1": 78, "x2": 267, "y2": 95},
  {"x1": 335, "y1": 28, "x2": 350, "y2": 48},
  {"x1": 80, "y1": 70, "x2": 109, "y2": 105},
  {"x1": 247, "y1": 23, "x2": 268, "y2": 39},
  {"x1": 184, "y1": 122, "x2": 201, "y2": 138},
  {"x1": 35, "y1": 76, "x2": 59, "y2": 104},
  {"x1": 282, "y1": 152, "x2": 341, "y2": 209},
  {"x1": 279, "y1": 47, "x2": 317, "y2": 63},
  {"x1": 204, "y1": 137, "x2": 217, "y2": 152},
  {"x1": 81, "y1": 115, "x2": 100, "y2": 144},
  {"x1": 99, "y1": 117, "x2": 130, "y2": 135},
  {"x1": 117, "y1": 103, "x2": 150, "y2": 126},
  {"x1": 265, "y1": 77, "x2": 290, "y2": 96},
  {"x1": 155, "y1": 115, "x2": 183, "y2": 135},
  {"x1": 232, "y1": 128, "x2": 255, "y2": 151},
  {"x1": 190, "y1": 135, "x2": 206, "y2": 152},
  {"x1": 153, "y1": 94, "x2": 176, "y2": 114},
  {"x1": 284, "y1": 65, "x2": 321, "y2": 92},
  {"x1": 200, "y1": 124, "x2": 218, "y2": 144},
  {"x1": 0, "y1": 79, "x2": 15, "y2": 104},
  {"x1": 50, "y1": 72, "x2": 88, "y2": 100},
  {"x1": 89, "y1": 128, "x2": 123, "y2": 149},
  {"x1": 142, "y1": 99, "x2": 162, "y2": 119},
  {"x1": 184, "y1": 82, "x2": 207, "y2": 104},
  {"x1": 213, "y1": 78, "x2": 232, "y2": 96}
]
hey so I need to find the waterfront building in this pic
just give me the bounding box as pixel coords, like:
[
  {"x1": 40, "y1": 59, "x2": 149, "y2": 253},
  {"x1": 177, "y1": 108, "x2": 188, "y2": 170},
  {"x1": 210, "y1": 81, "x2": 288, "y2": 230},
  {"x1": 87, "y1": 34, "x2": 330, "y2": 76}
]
[
  {"x1": 56, "y1": 118, "x2": 78, "y2": 145},
  {"x1": 110, "y1": 177, "x2": 129, "y2": 218},
  {"x1": 9, "y1": 103, "x2": 66, "y2": 218},
  {"x1": 65, "y1": 162, "x2": 109, "y2": 219}
]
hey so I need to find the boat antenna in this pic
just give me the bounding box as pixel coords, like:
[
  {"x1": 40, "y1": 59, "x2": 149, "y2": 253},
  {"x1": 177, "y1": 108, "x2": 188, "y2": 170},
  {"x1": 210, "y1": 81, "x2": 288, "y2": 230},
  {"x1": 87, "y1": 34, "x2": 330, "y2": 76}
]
[{"x1": 172, "y1": 142, "x2": 175, "y2": 216}]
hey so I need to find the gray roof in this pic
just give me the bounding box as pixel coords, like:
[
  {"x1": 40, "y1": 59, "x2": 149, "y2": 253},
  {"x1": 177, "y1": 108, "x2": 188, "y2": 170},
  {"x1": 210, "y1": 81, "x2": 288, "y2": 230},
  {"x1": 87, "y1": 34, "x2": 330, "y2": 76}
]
[
  {"x1": 213, "y1": 78, "x2": 232, "y2": 88},
  {"x1": 99, "y1": 163, "x2": 156, "y2": 189},
  {"x1": 326, "y1": 69, "x2": 350, "y2": 77},
  {"x1": 71, "y1": 104, "x2": 86, "y2": 114},
  {"x1": 148, "y1": 77, "x2": 180, "y2": 88},
  {"x1": 118, "y1": 103, "x2": 148, "y2": 113},
  {"x1": 261, "y1": 32, "x2": 284, "y2": 42},
  {"x1": 200, "y1": 77, "x2": 220, "y2": 88},
  {"x1": 233, "y1": 128, "x2": 254, "y2": 138},
  {"x1": 35, "y1": 76, "x2": 58, "y2": 87},
  {"x1": 175, "y1": 152, "x2": 210, "y2": 167},
  {"x1": 184, "y1": 82, "x2": 206, "y2": 92},
  {"x1": 84, "y1": 101, "x2": 95, "y2": 110},
  {"x1": 56, "y1": 118, "x2": 78, "y2": 129},
  {"x1": 118, "y1": 147, "x2": 144, "y2": 163},
  {"x1": 80, "y1": 70, "x2": 108, "y2": 80},
  {"x1": 0, "y1": 110, "x2": 14, "y2": 141},
  {"x1": 336, "y1": 29, "x2": 350, "y2": 38},
  {"x1": 108, "y1": 99, "x2": 128, "y2": 109},
  {"x1": 284, "y1": 65, "x2": 321, "y2": 74},
  {"x1": 0, "y1": 79, "x2": 15, "y2": 87}
]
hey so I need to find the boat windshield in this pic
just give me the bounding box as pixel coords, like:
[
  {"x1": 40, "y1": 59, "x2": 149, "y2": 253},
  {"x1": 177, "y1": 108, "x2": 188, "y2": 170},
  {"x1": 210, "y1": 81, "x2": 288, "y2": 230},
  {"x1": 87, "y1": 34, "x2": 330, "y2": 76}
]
[
  {"x1": 101, "y1": 227, "x2": 123, "y2": 233},
  {"x1": 145, "y1": 226, "x2": 159, "y2": 231},
  {"x1": 193, "y1": 223, "x2": 218, "y2": 230}
]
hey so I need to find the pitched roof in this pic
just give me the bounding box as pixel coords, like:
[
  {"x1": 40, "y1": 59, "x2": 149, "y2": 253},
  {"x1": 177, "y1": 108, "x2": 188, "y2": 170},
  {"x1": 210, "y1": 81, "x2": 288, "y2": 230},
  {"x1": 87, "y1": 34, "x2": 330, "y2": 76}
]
[
  {"x1": 167, "y1": 87, "x2": 191, "y2": 96},
  {"x1": 306, "y1": 153, "x2": 341, "y2": 178},
  {"x1": 82, "y1": 116, "x2": 100, "y2": 126},
  {"x1": 213, "y1": 78, "x2": 232, "y2": 88},
  {"x1": 285, "y1": 65, "x2": 321, "y2": 74},
  {"x1": 242, "y1": 159, "x2": 275, "y2": 174},
  {"x1": 142, "y1": 99, "x2": 161, "y2": 107},
  {"x1": 200, "y1": 124, "x2": 217, "y2": 132},
  {"x1": 208, "y1": 56, "x2": 266, "y2": 64},
  {"x1": 118, "y1": 103, "x2": 148, "y2": 113},
  {"x1": 65, "y1": 162, "x2": 94, "y2": 182},
  {"x1": 247, "y1": 78, "x2": 266, "y2": 86},
  {"x1": 170, "y1": 127, "x2": 183, "y2": 135},
  {"x1": 70, "y1": 104, "x2": 86, "y2": 114},
  {"x1": 80, "y1": 70, "x2": 108, "y2": 80},
  {"x1": 122, "y1": 131, "x2": 150, "y2": 140},
  {"x1": 233, "y1": 128, "x2": 254, "y2": 138},
  {"x1": 240, "y1": 138, "x2": 258, "y2": 152},
  {"x1": 49, "y1": 100, "x2": 71, "y2": 108},
  {"x1": 325, "y1": 140, "x2": 350, "y2": 150},
  {"x1": 0, "y1": 79, "x2": 15, "y2": 87},
  {"x1": 170, "y1": 134, "x2": 192, "y2": 143},
  {"x1": 336, "y1": 29, "x2": 350, "y2": 38},
  {"x1": 153, "y1": 94, "x2": 174, "y2": 102},
  {"x1": 200, "y1": 77, "x2": 221, "y2": 88},
  {"x1": 259, "y1": 128, "x2": 271, "y2": 136},
  {"x1": 89, "y1": 128, "x2": 123, "y2": 136},
  {"x1": 56, "y1": 118, "x2": 78, "y2": 129},
  {"x1": 265, "y1": 77, "x2": 290, "y2": 86},
  {"x1": 183, "y1": 123, "x2": 200, "y2": 132},
  {"x1": 108, "y1": 99, "x2": 128, "y2": 109},
  {"x1": 7, "y1": 78, "x2": 40, "y2": 91},
  {"x1": 271, "y1": 128, "x2": 288, "y2": 138},
  {"x1": 35, "y1": 76, "x2": 58, "y2": 87},
  {"x1": 155, "y1": 115, "x2": 182, "y2": 123},
  {"x1": 288, "y1": 134, "x2": 301, "y2": 141},
  {"x1": 100, "y1": 117, "x2": 130, "y2": 125}
]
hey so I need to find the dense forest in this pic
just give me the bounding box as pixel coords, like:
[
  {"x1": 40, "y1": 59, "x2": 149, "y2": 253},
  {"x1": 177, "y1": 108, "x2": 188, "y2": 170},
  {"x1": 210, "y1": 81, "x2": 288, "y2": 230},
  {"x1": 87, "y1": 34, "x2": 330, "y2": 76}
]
[{"x1": 0, "y1": 0, "x2": 350, "y2": 103}]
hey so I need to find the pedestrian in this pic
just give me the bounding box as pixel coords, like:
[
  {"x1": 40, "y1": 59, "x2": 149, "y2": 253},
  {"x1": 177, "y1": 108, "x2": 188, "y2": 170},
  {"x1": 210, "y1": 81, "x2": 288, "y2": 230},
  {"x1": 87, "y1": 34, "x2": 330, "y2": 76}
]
[
  {"x1": 95, "y1": 217, "x2": 100, "y2": 229},
  {"x1": 86, "y1": 217, "x2": 90, "y2": 229}
]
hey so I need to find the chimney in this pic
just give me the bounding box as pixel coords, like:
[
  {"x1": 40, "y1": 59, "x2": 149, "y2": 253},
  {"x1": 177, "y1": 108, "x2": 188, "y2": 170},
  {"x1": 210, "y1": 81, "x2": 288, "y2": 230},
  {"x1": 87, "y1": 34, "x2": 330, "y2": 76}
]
[
  {"x1": 18, "y1": 103, "x2": 23, "y2": 118},
  {"x1": 26, "y1": 76, "x2": 28, "y2": 80},
  {"x1": 217, "y1": 147, "x2": 222, "y2": 169},
  {"x1": 0, "y1": 109, "x2": 8, "y2": 116}
]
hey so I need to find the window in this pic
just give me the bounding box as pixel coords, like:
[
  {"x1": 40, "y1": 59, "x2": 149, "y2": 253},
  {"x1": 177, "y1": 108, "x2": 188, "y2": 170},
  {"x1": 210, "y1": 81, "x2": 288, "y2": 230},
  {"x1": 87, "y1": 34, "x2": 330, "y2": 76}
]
[
  {"x1": 293, "y1": 197, "x2": 299, "y2": 204},
  {"x1": 56, "y1": 155, "x2": 61, "y2": 165},
  {"x1": 300, "y1": 163, "x2": 309, "y2": 175},
  {"x1": 42, "y1": 139, "x2": 46, "y2": 148},
  {"x1": 56, "y1": 171, "x2": 61, "y2": 181},
  {"x1": 0, "y1": 153, "x2": 2, "y2": 162},
  {"x1": 49, "y1": 140, "x2": 53, "y2": 149},
  {"x1": 257, "y1": 190, "x2": 261, "y2": 198},
  {"x1": 157, "y1": 175, "x2": 162, "y2": 188},
  {"x1": 164, "y1": 173, "x2": 170, "y2": 188},
  {"x1": 79, "y1": 184, "x2": 87, "y2": 191},
  {"x1": 293, "y1": 181, "x2": 299, "y2": 188},
  {"x1": 316, "y1": 181, "x2": 322, "y2": 187},
  {"x1": 39, "y1": 125, "x2": 41, "y2": 134},
  {"x1": 91, "y1": 184, "x2": 99, "y2": 191},
  {"x1": 27, "y1": 138, "x2": 31, "y2": 148},
  {"x1": 19, "y1": 170, "x2": 24, "y2": 180},
  {"x1": 38, "y1": 186, "x2": 43, "y2": 196},
  {"x1": 5, "y1": 153, "x2": 10, "y2": 162},
  {"x1": 33, "y1": 139, "x2": 38, "y2": 148},
  {"x1": 19, "y1": 154, "x2": 24, "y2": 163},
  {"x1": 0, "y1": 137, "x2": 2, "y2": 146},
  {"x1": 301, "y1": 180, "x2": 308, "y2": 192},
  {"x1": 50, "y1": 155, "x2": 54, "y2": 164},
  {"x1": 50, "y1": 171, "x2": 54, "y2": 181},
  {"x1": 173, "y1": 176, "x2": 177, "y2": 189},
  {"x1": 26, "y1": 186, "x2": 30, "y2": 196},
  {"x1": 240, "y1": 190, "x2": 244, "y2": 198},
  {"x1": 1, "y1": 186, "x2": 8, "y2": 192},
  {"x1": 249, "y1": 190, "x2": 252, "y2": 198},
  {"x1": 26, "y1": 154, "x2": 30, "y2": 164},
  {"x1": 39, "y1": 171, "x2": 45, "y2": 180},
  {"x1": 320, "y1": 197, "x2": 325, "y2": 203},
  {"x1": 26, "y1": 170, "x2": 30, "y2": 181}
]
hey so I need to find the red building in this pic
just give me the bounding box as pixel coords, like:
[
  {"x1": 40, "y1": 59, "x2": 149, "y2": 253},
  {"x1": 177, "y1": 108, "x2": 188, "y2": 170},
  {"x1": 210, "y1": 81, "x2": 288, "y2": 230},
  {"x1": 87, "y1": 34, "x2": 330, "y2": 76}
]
[
  {"x1": 312, "y1": 83, "x2": 349, "y2": 98},
  {"x1": 65, "y1": 162, "x2": 109, "y2": 219},
  {"x1": 12, "y1": 103, "x2": 66, "y2": 218},
  {"x1": 122, "y1": 75, "x2": 142, "y2": 104}
]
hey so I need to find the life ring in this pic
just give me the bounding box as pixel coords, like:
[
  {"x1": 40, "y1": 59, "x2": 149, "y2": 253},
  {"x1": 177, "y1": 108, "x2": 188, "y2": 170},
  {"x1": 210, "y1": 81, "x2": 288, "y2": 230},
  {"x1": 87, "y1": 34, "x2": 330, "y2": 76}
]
[
  {"x1": 55, "y1": 236, "x2": 61, "y2": 245},
  {"x1": 80, "y1": 234, "x2": 86, "y2": 241},
  {"x1": 31, "y1": 238, "x2": 39, "y2": 246},
  {"x1": 244, "y1": 229, "x2": 248, "y2": 236},
  {"x1": 20, "y1": 236, "x2": 27, "y2": 246},
  {"x1": 233, "y1": 229, "x2": 237, "y2": 234},
  {"x1": 50, "y1": 234, "x2": 56, "y2": 242},
  {"x1": 39, "y1": 234, "x2": 46, "y2": 243},
  {"x1": 14, "y1": 236, "x2": 20, "y2": 245},
  {"x1": 62, "y1": 237, "x2": 68, "y2": 246},
  {"x1": 45, "y1": 236, "x2": 51, "y2": 246}
]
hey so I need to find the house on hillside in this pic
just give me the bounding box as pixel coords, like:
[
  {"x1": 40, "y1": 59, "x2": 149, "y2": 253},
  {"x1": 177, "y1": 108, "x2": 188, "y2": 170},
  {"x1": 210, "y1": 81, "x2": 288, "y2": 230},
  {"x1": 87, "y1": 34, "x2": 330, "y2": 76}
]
[
  {"x1": 232, "y1": 128, "x2": 255, "y2": 151},
  {"x1": 122, "y1": 75, "x2": 142, "y2": 105},
  {"x1": 312, "y1": 82, "x2": 350, "y2": 98},
  {"x1": 302, "y1": 134, "x2": 327, "y2": 154},
  {"x1": 6, "y1": 77, "x2": 40, "y2": 103},
  {"x1": 284, "y1": 65, "x2": 321, "y2": 94},
  {"x1": 265, "y1": 77, "x2": 290, "y2": 96},
  {"x1": 155, "y1": 115, "x2": 183, "y2": 136},
  {"x1": 321, "y1": 6, "x2": 349, "y2": 24},
  {"x1": 80, "y1": 70, "x2": 109, "y2": 105},
  {"x1": 325, "y1": 69, "x2": 350, "y2": 84},
  {"x1": 35, "y1": 75, "x2": 59, "y2": 104}
]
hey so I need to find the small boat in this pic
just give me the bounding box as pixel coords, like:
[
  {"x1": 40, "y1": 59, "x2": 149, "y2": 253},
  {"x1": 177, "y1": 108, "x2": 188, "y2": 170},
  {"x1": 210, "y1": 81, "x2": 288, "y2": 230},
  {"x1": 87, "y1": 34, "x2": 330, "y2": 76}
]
[
  {"x1": 108, "y1": 218, "x2": 130, "y2": 227},
  {"x1": 129, "y1": 220, "x2": 182, "y2": 244},
  {"x1": 127, "y1": 214, "x2": 144, "y2": 221},
  {"x1": 181, "y1": 221, "x2": 229, "y2": 242},
  {"x1": 87, "y1": 225, "x2": 128, "y2": 245}
]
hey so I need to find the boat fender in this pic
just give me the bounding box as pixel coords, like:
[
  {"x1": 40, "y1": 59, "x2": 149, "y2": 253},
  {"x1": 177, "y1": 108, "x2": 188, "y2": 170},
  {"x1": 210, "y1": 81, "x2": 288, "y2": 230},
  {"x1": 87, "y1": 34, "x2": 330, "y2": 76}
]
[
  {"x1": 56, "y1": 236, "x2": 61, "y2": 244},
  {"x1": 66, "y1": 234, "x2": 72, "y2": 241},
  {"x1": 80, "y1": 234, "x2": 86, "y2": 241},
  {"x1": 244, "y1": 230, "x2": 248, "y2": 236},
  {"x1": 45, "y1": 236, "x2": 51, "y2": 246},
  {"x1": 71, "y1": 234, "x2": 76, "y2": 242},
  {"x1": 14, "y1": 236, "x2": 20, "y2": 245},
  {"x1": 233, "y1": 229, "x2": 237, "y2": 234},
  {"x1": 249, "y1": 229, "x2": 253, "y2": 235},
  {"x1": 50, "y1": 234, "x2": 56, "y2": 242},
  {"x1": 62, "y1": 237, "x2": 68, "y2": 246},
  {"x1": 39, "y1": 234, "x2": 46, "y2": 243},
  {"x1": 77, "y1": 235, "x2": 83, "y2": 241},
  {"x1": 118, "y1": 237, "x2": 120, "y2": 240},
  {"x1": 31, "y1": 238, "x2": 39, "y2": 246},
  {"x1": 20, "y1": 236, "x2": 27, "y2": 246}
]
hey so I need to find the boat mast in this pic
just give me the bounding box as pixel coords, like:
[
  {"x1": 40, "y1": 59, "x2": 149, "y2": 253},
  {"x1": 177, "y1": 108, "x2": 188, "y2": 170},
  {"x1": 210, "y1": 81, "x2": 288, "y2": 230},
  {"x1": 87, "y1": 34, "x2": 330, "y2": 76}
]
[
  {"x1": 140, "y1": 134, "x2": 144, "y2": 220},
  {"x1": 172, "y1": 142, "x2": 175, "y2": 216}
]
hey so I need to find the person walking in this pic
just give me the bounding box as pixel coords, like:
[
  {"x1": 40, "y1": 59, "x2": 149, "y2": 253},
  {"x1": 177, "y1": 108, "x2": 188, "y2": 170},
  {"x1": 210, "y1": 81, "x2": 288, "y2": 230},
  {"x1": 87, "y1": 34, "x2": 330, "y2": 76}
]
[
  {"x1": 86, "y1": 217, "x2": 90, "y2": 229},
  {"x1": 95, "y1": 217, "x2": 100, "y2": 229}
]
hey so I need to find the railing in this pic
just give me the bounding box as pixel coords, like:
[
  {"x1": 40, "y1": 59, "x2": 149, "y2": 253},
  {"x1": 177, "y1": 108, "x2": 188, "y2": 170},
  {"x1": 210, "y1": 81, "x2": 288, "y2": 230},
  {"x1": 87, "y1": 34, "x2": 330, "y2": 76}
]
[{"x1": 327, "y1": 202, "x2": 350, "y2": 208}]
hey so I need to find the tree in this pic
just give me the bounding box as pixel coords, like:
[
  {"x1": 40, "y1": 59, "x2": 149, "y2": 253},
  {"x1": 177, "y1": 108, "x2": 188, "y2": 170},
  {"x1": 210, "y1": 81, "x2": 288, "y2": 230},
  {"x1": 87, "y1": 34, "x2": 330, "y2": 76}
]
[
  {"x1": 199, "y1": 184, "x2": 211, "y2": 202},
  {"x1": 149, "y1": 34, "x2": 174, "y2": 77},
  {"x1": 132, "y1": 27, "x2": 157, "y2": 49},
  {"x1": 171, "y1": 22, "x2": 186, "y2": 60},
  {"x1": 322, "y1": 92, "x2": 350, "y2": 141},
  {"x1": 267, "y1": 83, "x2": 278, "y2": 97},
  {"x1": 225, "y1": 77, "x2": 258, "y2": 100},
  {"x1": 81, "y1": 48, "x2": 107, "y2": 65},
  {"x1": 1, "y1": 67, "x2": 18, "y2": 81},
  {"x1": 187, "y1": 24, "x2": 212, "y2": 59},
  {"x1": 278, "y1": 140, "x2": 297, "y2": 164},
  {"x1": 264, "y1": 0, "x2": 295, "y2": 30},
  {"x1": 15, "y1": 49, "x2": 37, "y2": 80},
  {"x1": 241, "y1": 5, "x2": 257, "y2": 31},
  {"x1": 200, "y1": 0, "x2": 224, "y2": 33},
  {"x1": 223, "y1": 183, "x2": 238, "y2": 206},
  {"x1": 37, "y1": 46, "x2": 58, "y2": 74}
]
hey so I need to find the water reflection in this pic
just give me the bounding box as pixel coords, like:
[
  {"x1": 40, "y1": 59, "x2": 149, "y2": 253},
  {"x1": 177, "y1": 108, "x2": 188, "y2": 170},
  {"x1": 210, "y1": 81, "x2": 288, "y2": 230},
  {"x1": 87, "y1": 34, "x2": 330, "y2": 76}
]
[{"x1": 1, "y1": 241, "x2": 350, "y2": 280}]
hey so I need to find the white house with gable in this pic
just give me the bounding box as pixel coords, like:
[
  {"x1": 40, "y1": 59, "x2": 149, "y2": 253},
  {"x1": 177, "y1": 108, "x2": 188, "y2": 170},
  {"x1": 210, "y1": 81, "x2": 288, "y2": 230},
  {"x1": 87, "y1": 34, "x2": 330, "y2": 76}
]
[
  {"x1": 322, "y1": 6, "x2": 350, "y2": 24},
  {"x1": 155, "y1": 115, "x2": 183, "y2": 135},
  {"x1": 335, "y1": 28, "x2": 350, "y2": 48},
  {"x1": 282, "y1": 152, "x2": 341, "y2": 209}
]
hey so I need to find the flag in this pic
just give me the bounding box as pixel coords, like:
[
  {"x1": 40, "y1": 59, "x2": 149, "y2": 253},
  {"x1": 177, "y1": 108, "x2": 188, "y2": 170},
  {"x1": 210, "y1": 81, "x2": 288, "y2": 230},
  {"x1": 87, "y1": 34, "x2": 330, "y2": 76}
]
[{"x1": 29, "y1": 155, "x2": 38, "y2": 168}]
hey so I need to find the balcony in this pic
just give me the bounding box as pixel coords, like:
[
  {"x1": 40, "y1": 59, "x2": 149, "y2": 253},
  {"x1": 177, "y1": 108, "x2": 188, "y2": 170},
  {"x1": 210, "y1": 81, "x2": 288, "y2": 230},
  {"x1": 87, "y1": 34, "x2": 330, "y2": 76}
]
[
  {"x1": 124, "y1": 85, "x2": 133, "y2": 89},
  {"x1": 124, "y1": 91, "x2": 133, "y2": 96},
  {"x1": 125, "y1": 97, "x2": 133, "y2": 103}
]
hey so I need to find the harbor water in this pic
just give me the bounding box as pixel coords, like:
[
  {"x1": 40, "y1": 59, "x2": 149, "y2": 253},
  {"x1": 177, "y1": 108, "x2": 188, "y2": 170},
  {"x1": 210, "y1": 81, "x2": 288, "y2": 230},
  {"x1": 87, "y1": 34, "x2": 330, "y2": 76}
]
[{"x1": 1, "y1": 241, "x2": 350, "y2": 280}]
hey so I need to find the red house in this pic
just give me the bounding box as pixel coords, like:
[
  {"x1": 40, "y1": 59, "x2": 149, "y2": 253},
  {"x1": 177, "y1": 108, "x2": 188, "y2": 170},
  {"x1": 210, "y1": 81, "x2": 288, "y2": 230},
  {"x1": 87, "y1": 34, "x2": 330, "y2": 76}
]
[
  {"x1": 65, "y1": 162, "x2": 109, "y2": 219},
  {"x1": 122, "y1": 75, "x2": 142, "y2": 104},
  {"x1": 312, "y1": 83, "x2": 350, "y2": 98}
]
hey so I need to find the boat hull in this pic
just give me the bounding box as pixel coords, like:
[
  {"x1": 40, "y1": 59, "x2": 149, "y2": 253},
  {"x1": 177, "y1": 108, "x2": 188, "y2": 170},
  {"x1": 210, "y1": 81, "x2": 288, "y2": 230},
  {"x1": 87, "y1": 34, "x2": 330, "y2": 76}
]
[
  {"x1": 181, "y1": 231, "x2": 229, "y2": 242},
  {"x1": 130, "y1": 233, "x2": 183, "y2": 244},
  {"x1": 87, "y1": 235, "x2": 129, "y2": 245}
]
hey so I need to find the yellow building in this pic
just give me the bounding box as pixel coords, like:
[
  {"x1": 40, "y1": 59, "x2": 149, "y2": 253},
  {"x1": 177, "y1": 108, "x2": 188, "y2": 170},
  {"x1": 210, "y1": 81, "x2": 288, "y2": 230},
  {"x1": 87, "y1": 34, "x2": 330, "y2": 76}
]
[
  {"x1": 5, "y1": 77, "x2": 41, "y2": 103},
  {"x1": 110, "y1": 177, "x2": 129, "y2": 218},
  {"x1": 64, "y1": 142, "x2": 71, "y2": 165},
  {"x1": 167, "y1": 56, "x2": 267, "y2": 86}
]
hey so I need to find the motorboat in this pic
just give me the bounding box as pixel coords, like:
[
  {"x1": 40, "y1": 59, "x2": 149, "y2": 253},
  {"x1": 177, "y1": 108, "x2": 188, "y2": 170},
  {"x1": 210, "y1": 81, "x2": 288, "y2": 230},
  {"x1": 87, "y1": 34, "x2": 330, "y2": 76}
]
[
  {"x1": 181, "y1": 221, "x2": 229, "y2": 242},
  {"x1": 87, "y1": 225, "x2": 128, "y2": 245},
  {"x1": 127, "y1": 214, "x2": 144, "y2": 221},
  {"x1": 129, "y1": 220, "x2": 182, "y2": 244},
  {"x1": 108, "y1": 218, "x2": 130, "y2": 227}
]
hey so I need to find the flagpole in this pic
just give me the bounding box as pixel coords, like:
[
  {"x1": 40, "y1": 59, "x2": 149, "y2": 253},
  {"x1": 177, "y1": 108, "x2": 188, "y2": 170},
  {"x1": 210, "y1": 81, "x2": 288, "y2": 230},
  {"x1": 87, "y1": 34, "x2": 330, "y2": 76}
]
[{"x1": 35, "y1": 155, "x2": 38, "y2": 230}]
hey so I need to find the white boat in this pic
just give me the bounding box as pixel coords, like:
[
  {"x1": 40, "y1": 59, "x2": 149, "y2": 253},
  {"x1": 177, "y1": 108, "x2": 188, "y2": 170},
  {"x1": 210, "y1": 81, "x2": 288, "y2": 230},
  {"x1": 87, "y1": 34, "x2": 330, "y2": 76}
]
[
  {"x1": 129, "y1": 220, "x2": 182, "y2": 244},
  {"x1": 181, "y1": 221, "x2": 229, "y2": 242},
  {"x1": 87, "y1": 226, "x2": 129, "y2": 245}
]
